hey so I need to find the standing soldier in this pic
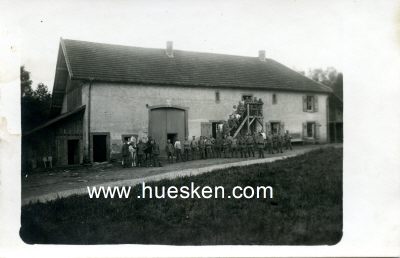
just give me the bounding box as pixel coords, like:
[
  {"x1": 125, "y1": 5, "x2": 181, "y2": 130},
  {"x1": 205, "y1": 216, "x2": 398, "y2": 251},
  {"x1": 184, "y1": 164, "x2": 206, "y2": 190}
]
[
  {"x1": 266, "y1": 132, "x2": 274, "y2": 154},
  {"x1": 183, "y1": 137, "x2": 191, "y2": 161},
  {"x1": 273, "y1": 133, "x2": 283, "y2": 153},
  {"x1": 237, "y1": 101, "x2": 245, "y2": 115},
  {"x1": 144, "y1": 137, "x2": 153, "y2": 167},
  {"x1": 205, "y1": 136, "x2": 213, "y2": 159},
  {"x1": 190, "y1": 136, "x2": 198, "y2": 160},
  {"x1": 165, "y1": 139, "x2": 175, "y2": 163},
  {"x1": 278, "y1": 132, "x2": 285, "y2": 153},
  {"x1": 215, "y1": 135, "x2": 223, "y2": 158},
  {"x1": 231, "y1": 136, "x2": 238, "y2": 158},
  {"x1": 121, "y1": 140, "x2": 130, "y2": 168},
  {"x1": 174, "y1": 138, "x2": 182, "y2": 162},
  {"x1": 272, "y1": 132, "x2": 278, "y2": 153},
  {"x1": 246, "y1": 133, "x2": 255, "y2": 157},
  {"x1": 222, "y1": 135, "x2": 229, "y2": 158},
  {"x1": 256, "y1": 132, "x2": 265, "y2": 158},
  {"x1": 199, "y1": 136, "x2": 206, "y2": 159},
  {"x1": 151, "y1": 139, "x2": 162, "y2": 167},
  {"x1": 211, "y1": 136, "x2": 217, "y2": 158},
  {"x1": 284, "y1": 130, "x2": 293, "y2": 150},
  {"x1": 136, "y1": 139, "x2": 146, "y2": 167}
]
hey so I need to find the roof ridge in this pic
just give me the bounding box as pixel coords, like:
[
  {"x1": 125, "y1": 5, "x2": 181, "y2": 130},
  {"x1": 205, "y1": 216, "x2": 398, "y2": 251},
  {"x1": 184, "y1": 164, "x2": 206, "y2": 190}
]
[
  {"x1": 61, "y1": 38, "x2": 271, "y2": 60},
  {"x1": 56, "y1": 38, "x2": 333, "y2": 95}
]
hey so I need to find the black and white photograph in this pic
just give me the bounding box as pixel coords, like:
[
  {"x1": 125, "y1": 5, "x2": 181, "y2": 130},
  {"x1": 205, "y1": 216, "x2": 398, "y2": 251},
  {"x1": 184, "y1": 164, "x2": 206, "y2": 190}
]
[{"x1": 0, "y1": 0, "x2": 399, "y2": 257}]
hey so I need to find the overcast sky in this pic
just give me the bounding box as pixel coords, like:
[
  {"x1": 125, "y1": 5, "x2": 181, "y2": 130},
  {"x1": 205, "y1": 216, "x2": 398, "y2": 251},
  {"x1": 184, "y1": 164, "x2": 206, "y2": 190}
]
[{"x1": 1, "y1": 0, "x2": 392, "y2": 89}]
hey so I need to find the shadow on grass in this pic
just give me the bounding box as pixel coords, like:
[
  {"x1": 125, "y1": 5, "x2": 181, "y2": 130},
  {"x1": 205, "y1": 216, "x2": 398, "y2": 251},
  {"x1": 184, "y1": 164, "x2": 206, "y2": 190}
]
[{"x1": 20, "y1": 147, "x2": 343, "y2": 245}]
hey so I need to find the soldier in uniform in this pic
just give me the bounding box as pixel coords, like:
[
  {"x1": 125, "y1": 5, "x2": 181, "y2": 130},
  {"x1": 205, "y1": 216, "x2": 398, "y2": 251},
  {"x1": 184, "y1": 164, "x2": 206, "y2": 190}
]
[
  {"x1": 190, "y1": 136, "x2": 198, "y2": 160},
  {"x1": 183, "y1": 137, "x2": 191, "y2": 161},
  {"x1": 266, "y1": 132, "x2": 274, "y2": 154},
  {"x1": 278, "y1": 133, "x2": 285, "y2": 153},
  {"x1": 256, "y1": 132, "x2": 265, "y2": 158},
  {"x1": 121, "y1": 140, "x2": 130, "y2": 168},
  {"x1": 284, "y1": 130, "x2": 293, "y2": 150},
  {"x1": 222, "y1": 135, "x2": 230, "y2": 158},
  {"x1": 144, "y1": 137, "x2": 153, "y2": 167},
  {"x1": 165, "y1": 139, "x2": 175, "y2": 163},
  {"x1": 272, "y1": 133, "x2": 278, "y2": 153},
  {"x1": 136, "y1": 139, "x2": 146, "y2": 167},
  {"x1": 199, "y1": 136, "x2": 206, "y2": 159},
  {"x1": 215, "y1": 135, "x2": 223, "y2": 158},
  {"x1": 231, "y1": 136, "x2": 238, "y2": 158},
  {"x1": 206, "y1": 136, "x2": 214, "y2": 159},
  {"x1": 210, "y1": 136, "x2": 216, "y2": 159},
  {"x1": 151, "y1": 139, "x2": 162, "y2": 167},
  {"x1": 246, "y1": 133, "x2": 255, "y2": 158},
  {"x1": 273, "y1": 133, "x2": 283, "y2": 153}
]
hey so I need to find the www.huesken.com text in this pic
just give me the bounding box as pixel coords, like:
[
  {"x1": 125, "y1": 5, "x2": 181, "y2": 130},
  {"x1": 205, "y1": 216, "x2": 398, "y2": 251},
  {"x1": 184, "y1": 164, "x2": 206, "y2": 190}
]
[{"x1": 87, "y1": 182, "x2": 273, "y2": 199}]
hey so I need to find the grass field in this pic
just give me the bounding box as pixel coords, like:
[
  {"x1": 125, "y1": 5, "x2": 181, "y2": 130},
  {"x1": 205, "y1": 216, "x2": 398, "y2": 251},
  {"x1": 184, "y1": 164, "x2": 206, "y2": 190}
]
[{"x1": 20, "y1": 147, "x2": 342, "y2": 245}]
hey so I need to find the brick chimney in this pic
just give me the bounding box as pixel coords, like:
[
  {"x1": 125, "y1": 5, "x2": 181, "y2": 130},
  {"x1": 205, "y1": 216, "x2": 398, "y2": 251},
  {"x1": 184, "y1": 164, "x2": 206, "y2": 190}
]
[
  {"x1": 258, "y1": 50, "x2": 266, "y2": 61},
  {"x1": 166, "y1": 41, "x2": 174, "y2": 58}
]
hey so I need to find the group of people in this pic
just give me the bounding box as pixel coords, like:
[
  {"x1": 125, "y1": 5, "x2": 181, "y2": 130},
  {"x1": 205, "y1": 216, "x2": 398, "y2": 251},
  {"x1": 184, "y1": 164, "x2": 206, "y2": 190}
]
[
  {"x1": 121, "y1": 136, "x2": 162, "y2": 168},
  {"x1": 121, "y1": 130, "x2": 293, "y2": 168},
  {"x1": 165, "y1": 130, "x2": 292, "y2": 163}
]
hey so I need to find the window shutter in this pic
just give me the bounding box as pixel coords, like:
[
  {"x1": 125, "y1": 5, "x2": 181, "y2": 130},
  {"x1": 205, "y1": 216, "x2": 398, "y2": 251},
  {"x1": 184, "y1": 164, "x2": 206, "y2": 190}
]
[
  {"x1": 302, "y1": 122, "x2": 307, "y2": 138},
  {"x1": 201, "y1": 122, "x2": 212, "y2": 137},
  {"x1": 313, "y1": 95, "x2": 319, "y2": 112},
  {"x1": 302, "y1": 96, "x2": 307, "y2": 112},
  {"x1": 315, "y1": 123, "x2": 321, "y2": 139},
  {"x1": 280, "y1": 122, "x2": 285, "y2": 134}
]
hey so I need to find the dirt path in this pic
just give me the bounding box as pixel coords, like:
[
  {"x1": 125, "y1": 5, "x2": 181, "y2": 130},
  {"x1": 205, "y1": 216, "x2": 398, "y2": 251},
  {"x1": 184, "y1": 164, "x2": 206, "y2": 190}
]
[{"x1": 22, "y1": 144, "x2": 341, "y2": 205}]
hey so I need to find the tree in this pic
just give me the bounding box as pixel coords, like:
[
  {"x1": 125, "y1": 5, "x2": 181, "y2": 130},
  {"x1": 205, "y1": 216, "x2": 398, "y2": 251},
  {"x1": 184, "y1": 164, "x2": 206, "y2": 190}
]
[
  {"x1": 20, "y1": 66, "x2": 33, "y2": 97},
  {"x1": 305, "y1": 67, "x2": 343, "y2": 100},
  {"x1": 307, "y1": 67, "x2": 339, "y2": 87},
  {"x1": 33, "y1": 83, "x2": 52, "y2": 102},
  {"x1": 21, "y1": 66, "x2": 52, "y2": 132}
]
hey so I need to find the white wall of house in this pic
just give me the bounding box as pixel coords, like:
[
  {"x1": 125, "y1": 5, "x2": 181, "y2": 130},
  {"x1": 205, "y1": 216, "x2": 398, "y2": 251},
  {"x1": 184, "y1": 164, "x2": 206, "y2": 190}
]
[{"x1": 82, "y1": 82, "x2": 328, "y2": 157}]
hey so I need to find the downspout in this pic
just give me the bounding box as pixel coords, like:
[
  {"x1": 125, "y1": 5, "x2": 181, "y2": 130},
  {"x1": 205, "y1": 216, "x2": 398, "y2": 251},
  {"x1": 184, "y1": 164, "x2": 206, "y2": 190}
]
[{"x1": 87, "y1": 78, "x2": 94, "y2": 163}]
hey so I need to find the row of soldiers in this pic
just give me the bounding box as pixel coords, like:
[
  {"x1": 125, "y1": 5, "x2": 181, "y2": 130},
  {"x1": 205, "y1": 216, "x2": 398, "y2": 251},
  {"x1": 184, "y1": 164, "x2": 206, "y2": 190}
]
[{"x1": 165, "y1": 130, "x2": 293, "y2": 163}]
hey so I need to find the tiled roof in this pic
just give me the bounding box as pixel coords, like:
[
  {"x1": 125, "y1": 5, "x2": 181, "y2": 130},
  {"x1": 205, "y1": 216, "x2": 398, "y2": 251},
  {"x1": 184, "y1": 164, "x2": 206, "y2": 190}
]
[
  {"x1": 24, "y1": 105, "x2": 86, "y2": 136},
  {"x1": 61, "y1": 38, "x2": 332, "y2": 93}
]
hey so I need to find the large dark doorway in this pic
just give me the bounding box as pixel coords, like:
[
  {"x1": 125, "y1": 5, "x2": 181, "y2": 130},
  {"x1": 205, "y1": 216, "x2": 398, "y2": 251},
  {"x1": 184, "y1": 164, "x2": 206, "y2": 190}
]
[
  {"x1": 167, "y1": 133, "x2": 177, "y2": 144},
  {"x1": 93, "y1": 135, "x2": 107, "y2": 162},
  {"x1": 67, "y1": 139, "x2": 80, "y2": 165}
]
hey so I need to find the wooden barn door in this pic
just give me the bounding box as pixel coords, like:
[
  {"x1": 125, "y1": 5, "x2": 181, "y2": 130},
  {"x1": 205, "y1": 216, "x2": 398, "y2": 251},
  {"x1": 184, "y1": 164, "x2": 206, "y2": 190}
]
[{"x1": 149, "y1": 108, "x2": 185, "y2": 156}]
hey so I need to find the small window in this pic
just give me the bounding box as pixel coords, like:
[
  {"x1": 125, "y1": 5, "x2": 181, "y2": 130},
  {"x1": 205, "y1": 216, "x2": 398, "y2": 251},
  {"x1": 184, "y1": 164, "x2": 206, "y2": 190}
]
[
  {"x1": 270, "y1": 122, "x2": 280, "y2": 134},
  {"x1": 306, "y1": 96, "x2": 314, "y2": 111},
  {"x1": 215, "y1": 91, "x2": 220, "y2": 102},
  {"x1": 306, "y1": 122, "x2": 315, "y2": 138},
  {"x1": 242, "y1": 94, "x2": 253, "y2": 101},
  {"x1": 272, "y1": 93, "x2": 277, "y2": 104}
]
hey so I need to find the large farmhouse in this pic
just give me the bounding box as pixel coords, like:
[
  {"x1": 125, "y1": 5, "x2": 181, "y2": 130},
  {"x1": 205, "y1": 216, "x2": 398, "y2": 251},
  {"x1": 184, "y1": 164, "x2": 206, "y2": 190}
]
[{"x1": 23, "y1": 38, "x2": 333, "y2": 167}]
